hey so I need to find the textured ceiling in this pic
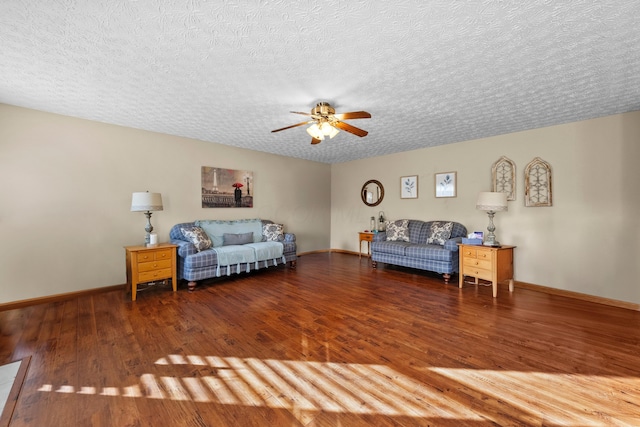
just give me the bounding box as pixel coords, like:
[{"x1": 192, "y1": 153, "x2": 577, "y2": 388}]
[{"x1": 1, "y1": 1, "x2": 640, "y2": 164}]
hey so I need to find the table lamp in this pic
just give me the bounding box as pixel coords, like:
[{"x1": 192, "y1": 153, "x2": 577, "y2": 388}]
[
  {"x1": 131, "y1": 191, "x2": 163, "y2": 246},
  {"x1": 476, "y1": 191, "x2": 508, "y2": 246}
]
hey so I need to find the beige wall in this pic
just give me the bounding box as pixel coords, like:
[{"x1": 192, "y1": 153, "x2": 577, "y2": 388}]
[
  {"x1": 3, "y1": 104, "x2": 639, "y2": 305},
  {"x1": 0, "y1": 104, "x2": 331, "y2": 304},
  {"x1": 331, "y1": 111, "x2": 640, "y2": 305}
]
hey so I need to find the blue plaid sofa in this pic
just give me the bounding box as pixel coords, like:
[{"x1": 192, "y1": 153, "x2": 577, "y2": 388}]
[
  {"x1": 371, "y1": 219, "x2": 467, "y2": 283},
  {"x1": 169, "y1": 219, "x2": 297, "y2": 291}
]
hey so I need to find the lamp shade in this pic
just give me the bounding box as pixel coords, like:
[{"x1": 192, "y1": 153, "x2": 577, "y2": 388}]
[
  {"x1": 306, "y1": 123, "x2": 324, "y2": 140},
  {"x1": 476, "y1": 192, "x2": 508, "y2": 212},
  {"x1": 320, "y1": 122, "x2": 340, "y2": 138},
  {"x1": 131, "y1": 192, "x2": 163, "y2": 212}
]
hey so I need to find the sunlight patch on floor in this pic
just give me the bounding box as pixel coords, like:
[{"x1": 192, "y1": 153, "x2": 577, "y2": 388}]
[
  {"x1": 36, "y1": 355, "x2": 640, "y2": 424},
  {"x1": 37, "y1": 354, "x2": 484, "y2": 421},
  {"x1": 430, "y1": 367, "x2": 640, "y2": 426}
]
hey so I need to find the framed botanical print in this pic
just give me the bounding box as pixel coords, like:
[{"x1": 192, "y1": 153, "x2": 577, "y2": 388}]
[
  {"x1": 400, "y1": 175, "x2": 418, "y2": 199},
  {"x1": 435, "y1": 172, "x2": 456, "y2": 198}
]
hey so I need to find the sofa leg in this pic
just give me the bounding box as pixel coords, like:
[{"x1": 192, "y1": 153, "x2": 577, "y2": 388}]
[
  {"x1": 289, "y1": 260, "x2": 297, "y2": 269},
  {"x1": 187, "y1": 281, "x2": 197, "y2": 292},
  {"x1": 372, "y1": 261, "x2": 377, "y2": 268},
  {"x1": 443, "y1": 273, "x2": 450, "y2": 284}
]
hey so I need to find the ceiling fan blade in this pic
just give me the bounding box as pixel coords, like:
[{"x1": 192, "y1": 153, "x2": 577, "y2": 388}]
[
  {"x1": 271, "y1": 121, "x2": 312, "y2": 133},
  {"x1": 334, "y1": 111, "x2": 371, "y2": 120},
  {"x1": 311, "y1": 137, "x2": 322, "y2": 145},
  {"x1": 290, "y1": 111, "x2": 312, "y2": 116},
  {"x1": 333, "y1": 120, "x2": 368, "y2": 137}
]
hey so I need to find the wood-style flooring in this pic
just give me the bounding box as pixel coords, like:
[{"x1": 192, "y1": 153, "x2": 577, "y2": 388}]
[{"x1": 1, "y1": 253, "x2": 640, "y2": 426}]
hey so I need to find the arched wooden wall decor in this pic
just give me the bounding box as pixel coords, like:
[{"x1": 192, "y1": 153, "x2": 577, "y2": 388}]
[
  {"x1": 524, "y1": 157, "x2": 552, "y2": 207},
  {"x1": 491, "y1": 156, "x2": 516, "y2": 201}
]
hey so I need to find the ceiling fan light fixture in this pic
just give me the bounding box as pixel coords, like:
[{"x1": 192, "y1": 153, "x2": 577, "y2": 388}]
[
  {"x1": 272, "y1": 102, "x2": 369, "y2": 145},
  {"x1": 306, "y1": 123, "x2": 324, "y2": 140},
  {"x1": 320, "y1": 122, "x2": 339, "y2": 139}
]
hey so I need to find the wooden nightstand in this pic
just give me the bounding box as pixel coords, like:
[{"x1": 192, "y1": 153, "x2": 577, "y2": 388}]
[
  {"x1": 458, "y1": 244, "x2": 516, "y2": 298},
  {"x1": 358, "y1": 232, "x2": 375, "y2": 258},
  {"x1": 124, "y1": 243, "x2": 177, "y2": 301}
]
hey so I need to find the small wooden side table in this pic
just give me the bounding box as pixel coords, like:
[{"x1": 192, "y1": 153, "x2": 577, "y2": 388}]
[
  {"x1": 124, "y1": 243, "x2": 177, "y2": 301},
  {"x1": 458, "y1": 244, "x2": 516, "y2": 298},
  {"x1": 358, "y1": 232, "x2": 374, "y2": 258}
]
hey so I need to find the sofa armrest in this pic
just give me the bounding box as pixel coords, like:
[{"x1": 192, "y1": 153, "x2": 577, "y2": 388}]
[
  {"x1": 284, "y1": 233, "x2": 296, "y2": 242},
  {"x1": 444, "y1": 236, "x2": 463, "y2": 251},
  {"x1": 170, "y1": 239, "x2": 198, "y2": 257},
  {"x1": 373, "y1": 232, "x2": 387, "y2": 242}
]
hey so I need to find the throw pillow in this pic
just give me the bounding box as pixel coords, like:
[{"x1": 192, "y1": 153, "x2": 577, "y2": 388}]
[
  {"x1": 223, "y1": 232, "x2": 254, "y2": 246},
  {"x1": 427, "y1": 221, "x2": 453, "y2": 245},
  {"x1": 263, "y1": 223, "x2": 284, "y2": 241},
  {"x1": 181, "y1": 226, "x2": 213, "y2": 252},
  {"x1": 385, "y1": 219, "x2": 410, "y2": 242}
]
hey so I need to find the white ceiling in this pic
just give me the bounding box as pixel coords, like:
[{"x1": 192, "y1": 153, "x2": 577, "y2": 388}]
[{"x1": 2, "y1": 1, "x2": 639, "y2": 164}]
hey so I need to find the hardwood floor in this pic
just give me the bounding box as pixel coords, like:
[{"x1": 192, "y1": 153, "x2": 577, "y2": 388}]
[{"x1": 1, "y1": 252, "x2": 640, "y2": 426}]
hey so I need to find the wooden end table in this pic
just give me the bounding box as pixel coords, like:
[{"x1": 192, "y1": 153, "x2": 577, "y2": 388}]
[
  {"x1": 124, "y1": 243, "x2": 177, "y2": 301},
  {"x1": 458, "y1": 244, "x2": 516, "y2": 298},
  {"x1": 358, "y1": 232, "x2": 374, "y2": 258}
]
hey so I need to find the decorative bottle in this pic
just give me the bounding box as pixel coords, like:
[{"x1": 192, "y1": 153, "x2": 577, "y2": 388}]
[
  {"x1": 370, "y1": 216, "x2": 376, "y2": 232},
  {"x1": 378, "y1": 211, "x2": 386, "y2": 231}
]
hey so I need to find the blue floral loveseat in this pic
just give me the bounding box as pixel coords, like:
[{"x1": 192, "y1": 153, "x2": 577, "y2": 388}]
[{"x1": 169, "y1": 218, "x2": 297, "y2": 291}]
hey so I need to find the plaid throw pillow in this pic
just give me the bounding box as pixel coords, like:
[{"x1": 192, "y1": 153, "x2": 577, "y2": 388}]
[
  {"x1": 427, "y1": 221, "x2": 453, "y2": 245},
  {"x1": 385, "y1": 219, "x2": 410, "y2": 242}
]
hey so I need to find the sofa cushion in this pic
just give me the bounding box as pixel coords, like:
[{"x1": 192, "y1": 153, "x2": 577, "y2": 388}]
[
  {"x1": 212, "y1": 245, "x2": 257, "y2": 266},
  {"x1": 223, "y1": 232, "x2": 254, "y2": 246},
  {"x1": 263, "y1": 223, "x2": 285, "y2": 241},
  {"x1": 246, "y1": 241, "x2": 284, "y2": 261},
  {"x1": 405, "y1": 244, "x2": 454, "y2": 262},
  {"x1": 181, "y1": 226, "x2": 213, "y2": 252},
  {"x1": 407, "y1": 220, "x2": 429, "y2": 244},
  {"x1": 371, "y1": 241, "x2": 411, "y2": 256},
  {"x1": 385, "y1": 219, "x2": 410, "y2": 242},
  {"x1": 427, "y1": 221, "x2": 453, "y2": 245}
]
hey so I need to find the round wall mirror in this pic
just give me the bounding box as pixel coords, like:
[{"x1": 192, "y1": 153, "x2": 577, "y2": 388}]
[{"x1": 361, "y1": 179, "x2": 384, "y2": 207}]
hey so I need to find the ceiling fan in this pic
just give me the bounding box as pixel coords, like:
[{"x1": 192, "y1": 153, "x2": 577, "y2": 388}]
[{"x1": 271, "y1": 102, "x2": 371, "y2": 145}]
